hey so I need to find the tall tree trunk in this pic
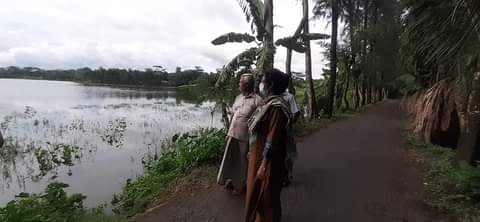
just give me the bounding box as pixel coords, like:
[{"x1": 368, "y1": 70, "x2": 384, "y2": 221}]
[
  {"x1": 326, "y1": 0, "x2": 339, "y2": 118},
  {"x1": 286, "y1": 16, "x2": 307, "y2": 96},
  {"x1": 344, "y1": 0, "x2": 355, "y2": 111},
  {"x1": 221, "y1": 100, "x2": 230, "y2": 130},
  {"x1": 354, "y1": 78, "x2": 360, "y2": 108},
  {"x1": 286, "y1": 49, "x2": 292, "y2": 76},
  {"x1": 361, "y1": 81, "x2": 367, "y2": 106},
  {"x1": 263, "y1": 0, "x2": 274, "y2": 73},
  {"x1": 456, "y1": 71, "x2": 480, "y2": 163},
  {"x1": 367, "y1": 81, "x2": 373, "y2": 104},
  {"x1": 360, "y1": 0, "x2": 369, "y2": 107},
  {"x1": 304, "y1": 0, "x2": 318, "y2": 119},
  {"x1": 286, "y1": 48, "x2": 296, "y2": 94},
  {"x1": 343, "y1": 66, "x2": 351, "y2": 110}
]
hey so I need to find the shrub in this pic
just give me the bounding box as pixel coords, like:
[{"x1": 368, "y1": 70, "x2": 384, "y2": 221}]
[{"x1": 113, "y1": 128, "x2": 226, "y2": 216}]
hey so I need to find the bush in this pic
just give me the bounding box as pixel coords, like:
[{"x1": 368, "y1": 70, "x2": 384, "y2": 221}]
[
  {"x1": 113, "y1": 128, "x2": 226, "y2": 216},
  {"x1": 0, "y1": 182, "x2": 124, "y2": 222}
]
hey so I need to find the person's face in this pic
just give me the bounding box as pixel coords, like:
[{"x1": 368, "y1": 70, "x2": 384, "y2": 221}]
[
  {"x1": 260, "y1": 77, "x2": 272, "y2": 95},
  {"x1": 239, "y1": 77, "x2": 248, "y2": 93}
]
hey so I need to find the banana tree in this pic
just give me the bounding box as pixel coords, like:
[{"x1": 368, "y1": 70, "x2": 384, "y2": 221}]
[
  {"x1": 275, "y1": 22, "x2": 329, "y2": 108},
  {"x1": 212, "y1": 0, "x2": 274, "y2": 89}
]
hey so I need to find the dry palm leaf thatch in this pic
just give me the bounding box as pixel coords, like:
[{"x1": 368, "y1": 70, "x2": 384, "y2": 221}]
[{"x1": 403, "y1": 79, "x2": 458, "y2": 144}]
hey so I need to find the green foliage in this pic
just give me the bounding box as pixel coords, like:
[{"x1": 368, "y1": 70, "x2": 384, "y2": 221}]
[
  {"x1": 407, "y1": 137, "x2": 480, "y2": 218},
  {"x1": 215, "y1": 47, "x2": 258, "y2": 88},
  {"x1": 236, "y1": 0, "x2": 265, "y2": 40},
  {"x1": 275, "y1": 36, "x2": 307, "y2": 53},
  {"x1": 401, "y1": 0, "x2": 480, "y2": 91},
  {"x1": 0, "y1": 66, "x2": 215, "y2": 87},
  {"x1": 113, "y1": 128, "x2": 226, "y2": 216},
  {"x1": 0, "y1": 182, "x2": 125, "y2": 222},
  {"x1": 211, "y1": 32, "x2": 256, "y2": 45}
]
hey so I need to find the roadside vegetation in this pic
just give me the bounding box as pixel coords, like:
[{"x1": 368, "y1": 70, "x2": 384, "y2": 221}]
[
  {"x1": 0, "y1": 182, "x2": 126, "y2": 222},
  {"x1": 2, "y1": 0, "x2": 479, "y2": 221},
  {"x1": 112, "y1": 128, "x2": 226, "y2": 217},
  {"x1": 407, "y1": 136, "x2": 480, "y2": 221}
]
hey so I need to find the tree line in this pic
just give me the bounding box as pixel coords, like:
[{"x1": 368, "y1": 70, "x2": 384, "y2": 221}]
[
  {"x1": 0, "y1": 66, "x2": 218, "y2": 87},
  {"x1": 213, "y1": 0, "x2": 479, "y2": 163}
]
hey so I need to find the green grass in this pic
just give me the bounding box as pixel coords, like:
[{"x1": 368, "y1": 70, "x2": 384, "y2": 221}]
[
  {"x1": 112, "y1": 128, "x2": 226, "y2": 217},
  {"x1": 406, "y1": 136, "x2": 480, "y2": 221},
  {"x1": 0, "y1": 182, "x2": 126, "y2": 222}
]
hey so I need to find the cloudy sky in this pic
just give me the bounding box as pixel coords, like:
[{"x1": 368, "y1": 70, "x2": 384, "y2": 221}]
[{"x1": 0, "y1": 0, "x2": 329, "y2": 78}]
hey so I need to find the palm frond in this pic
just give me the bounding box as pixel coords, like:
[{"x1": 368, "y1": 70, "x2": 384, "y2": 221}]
[
  {"x1": 211, "y1": 32, "x2": 256, "y2": 45},
  {"x1": 215, "y1": 47, "x2": 258, "y2": 88},
  {"x1": 404, "y1": 0, "x2": 480, "y2": 67},
  {"x1": 256, "y1": 45, "x2": 275, "y2": 75},
  {"x1": 236, "y1": 0, "x2": 265, "y2": 41},
  {"x1": 275, "y1": 37, "x2": 307, "y2": 53},
  {"x1": 303, "y1": 33, "x2": 330, "y2": 41}
]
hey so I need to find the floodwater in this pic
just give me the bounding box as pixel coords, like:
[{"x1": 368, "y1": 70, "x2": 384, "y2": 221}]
[{"x1": 0, "y1": 79, "x2": 221, "y2": 207}]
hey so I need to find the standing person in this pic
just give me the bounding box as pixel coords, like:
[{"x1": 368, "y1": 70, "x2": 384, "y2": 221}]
[
  {"x1": 282, "y1": 87, "x2": 301, "y2": 187},
  {"x1": 245, "y1": 69, "x2": 292, "y2": 222},
  {"x1": 217, "y1": 73, "x2": 262, "y2": 195}
]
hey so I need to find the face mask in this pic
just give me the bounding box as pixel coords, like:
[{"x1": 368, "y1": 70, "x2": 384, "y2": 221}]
[{"x1": 259, "y1": 82, "x2": 267, "y2": 97}]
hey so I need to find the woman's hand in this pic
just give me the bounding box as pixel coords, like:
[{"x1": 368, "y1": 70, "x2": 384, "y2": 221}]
[{"x1": 256, "y1": 159, "x2": 268, "y2": 180}]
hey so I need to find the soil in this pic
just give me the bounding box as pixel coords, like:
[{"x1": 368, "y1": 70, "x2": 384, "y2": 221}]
[{"x1": 134, "y1": 100, "x2": 449, "y2": 222}]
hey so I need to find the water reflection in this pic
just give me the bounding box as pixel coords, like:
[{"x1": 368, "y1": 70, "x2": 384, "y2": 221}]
[{"x1": 0, "y1": 79, "x2": 221, "y2": 207}]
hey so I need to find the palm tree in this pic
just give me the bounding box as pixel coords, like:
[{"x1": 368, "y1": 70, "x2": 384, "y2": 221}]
[
  {"x1": 314, "y1": 0, "x2": 340, "y2": 118},
  {"x1": 403, "y1": 0, "x2": 480, "y2": 163},
  {"x1": 303, "y1": 0, "x2": 319, "y2": 119}
]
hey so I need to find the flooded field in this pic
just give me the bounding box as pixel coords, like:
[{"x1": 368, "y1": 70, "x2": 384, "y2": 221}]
[{"x1": 0, "y1": 79, "x2": 221, "y2": 207}]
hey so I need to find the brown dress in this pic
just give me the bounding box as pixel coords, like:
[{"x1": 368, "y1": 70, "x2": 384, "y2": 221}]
[{"x1": 245, "y1": 97, "x2": 290, "y2": 222}]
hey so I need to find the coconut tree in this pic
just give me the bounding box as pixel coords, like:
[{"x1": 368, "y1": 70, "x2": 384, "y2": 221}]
[
  {"x1": 314, "y1": 0, "x2": 340, "y2": 118},
  {"x1": 403, "y1": 0, "x2": 480, "y2": 163}
]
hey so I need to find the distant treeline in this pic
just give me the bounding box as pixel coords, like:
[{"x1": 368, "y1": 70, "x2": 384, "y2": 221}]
[{"x1": 0, "y1": 66, "x2": 219, "y2": 87}]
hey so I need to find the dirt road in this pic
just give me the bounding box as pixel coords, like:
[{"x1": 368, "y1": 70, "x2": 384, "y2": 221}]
[{"x1": 135, "y1": 100, "x2": 445, "y2": 222}]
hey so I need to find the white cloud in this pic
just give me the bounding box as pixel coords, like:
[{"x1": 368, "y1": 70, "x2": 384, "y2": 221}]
[{"x1": 0, "y1": 0, "x2": 329, "y2": 78}]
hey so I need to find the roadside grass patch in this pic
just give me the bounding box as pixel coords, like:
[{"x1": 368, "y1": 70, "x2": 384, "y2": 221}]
[
  {"x1": 406, "y1": 136, "x2": 480, "y2": 221},
  {"x1": 112, "y1": 128, "x2": 225, "y2": 216}
]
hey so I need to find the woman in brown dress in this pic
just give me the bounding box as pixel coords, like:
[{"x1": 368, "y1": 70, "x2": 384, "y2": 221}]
[{"x1": 245, "y1": 69, "x2": 292, "y2": 222}]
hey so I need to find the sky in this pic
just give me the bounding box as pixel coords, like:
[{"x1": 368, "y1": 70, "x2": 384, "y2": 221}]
[{"x1": 0, "y1": 0, "x2": 329, "y2": 78}]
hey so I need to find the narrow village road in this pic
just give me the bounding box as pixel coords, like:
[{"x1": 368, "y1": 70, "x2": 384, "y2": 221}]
[{"x1": 136, "y1": 100, "x2": 444, "y2": 222}]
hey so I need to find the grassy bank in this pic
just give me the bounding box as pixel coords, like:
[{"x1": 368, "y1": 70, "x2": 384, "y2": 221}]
[
  {"x1": 0, "y1": 128, "x2": 225, "y2": 222},
  {"x1": 0, "y1": 182, "x2": 126, "y2": 222},
  {"x1": 406, "y1": 136, "x2": 480, "y2": 221},
  {"x1": 0, "y1": 103, "x2": 364, "y2": 221},
  {"x1": 112, "y1": 128, "x2": 226, "y2": 217},
  {"x1": 114, "y1": 107, "x2": 365, "y2": 217}
]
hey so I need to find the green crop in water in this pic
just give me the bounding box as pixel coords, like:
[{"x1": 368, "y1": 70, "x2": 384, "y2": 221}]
[{"x1": 112, "y1": 128, "x2": 226, "y2": 216}]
